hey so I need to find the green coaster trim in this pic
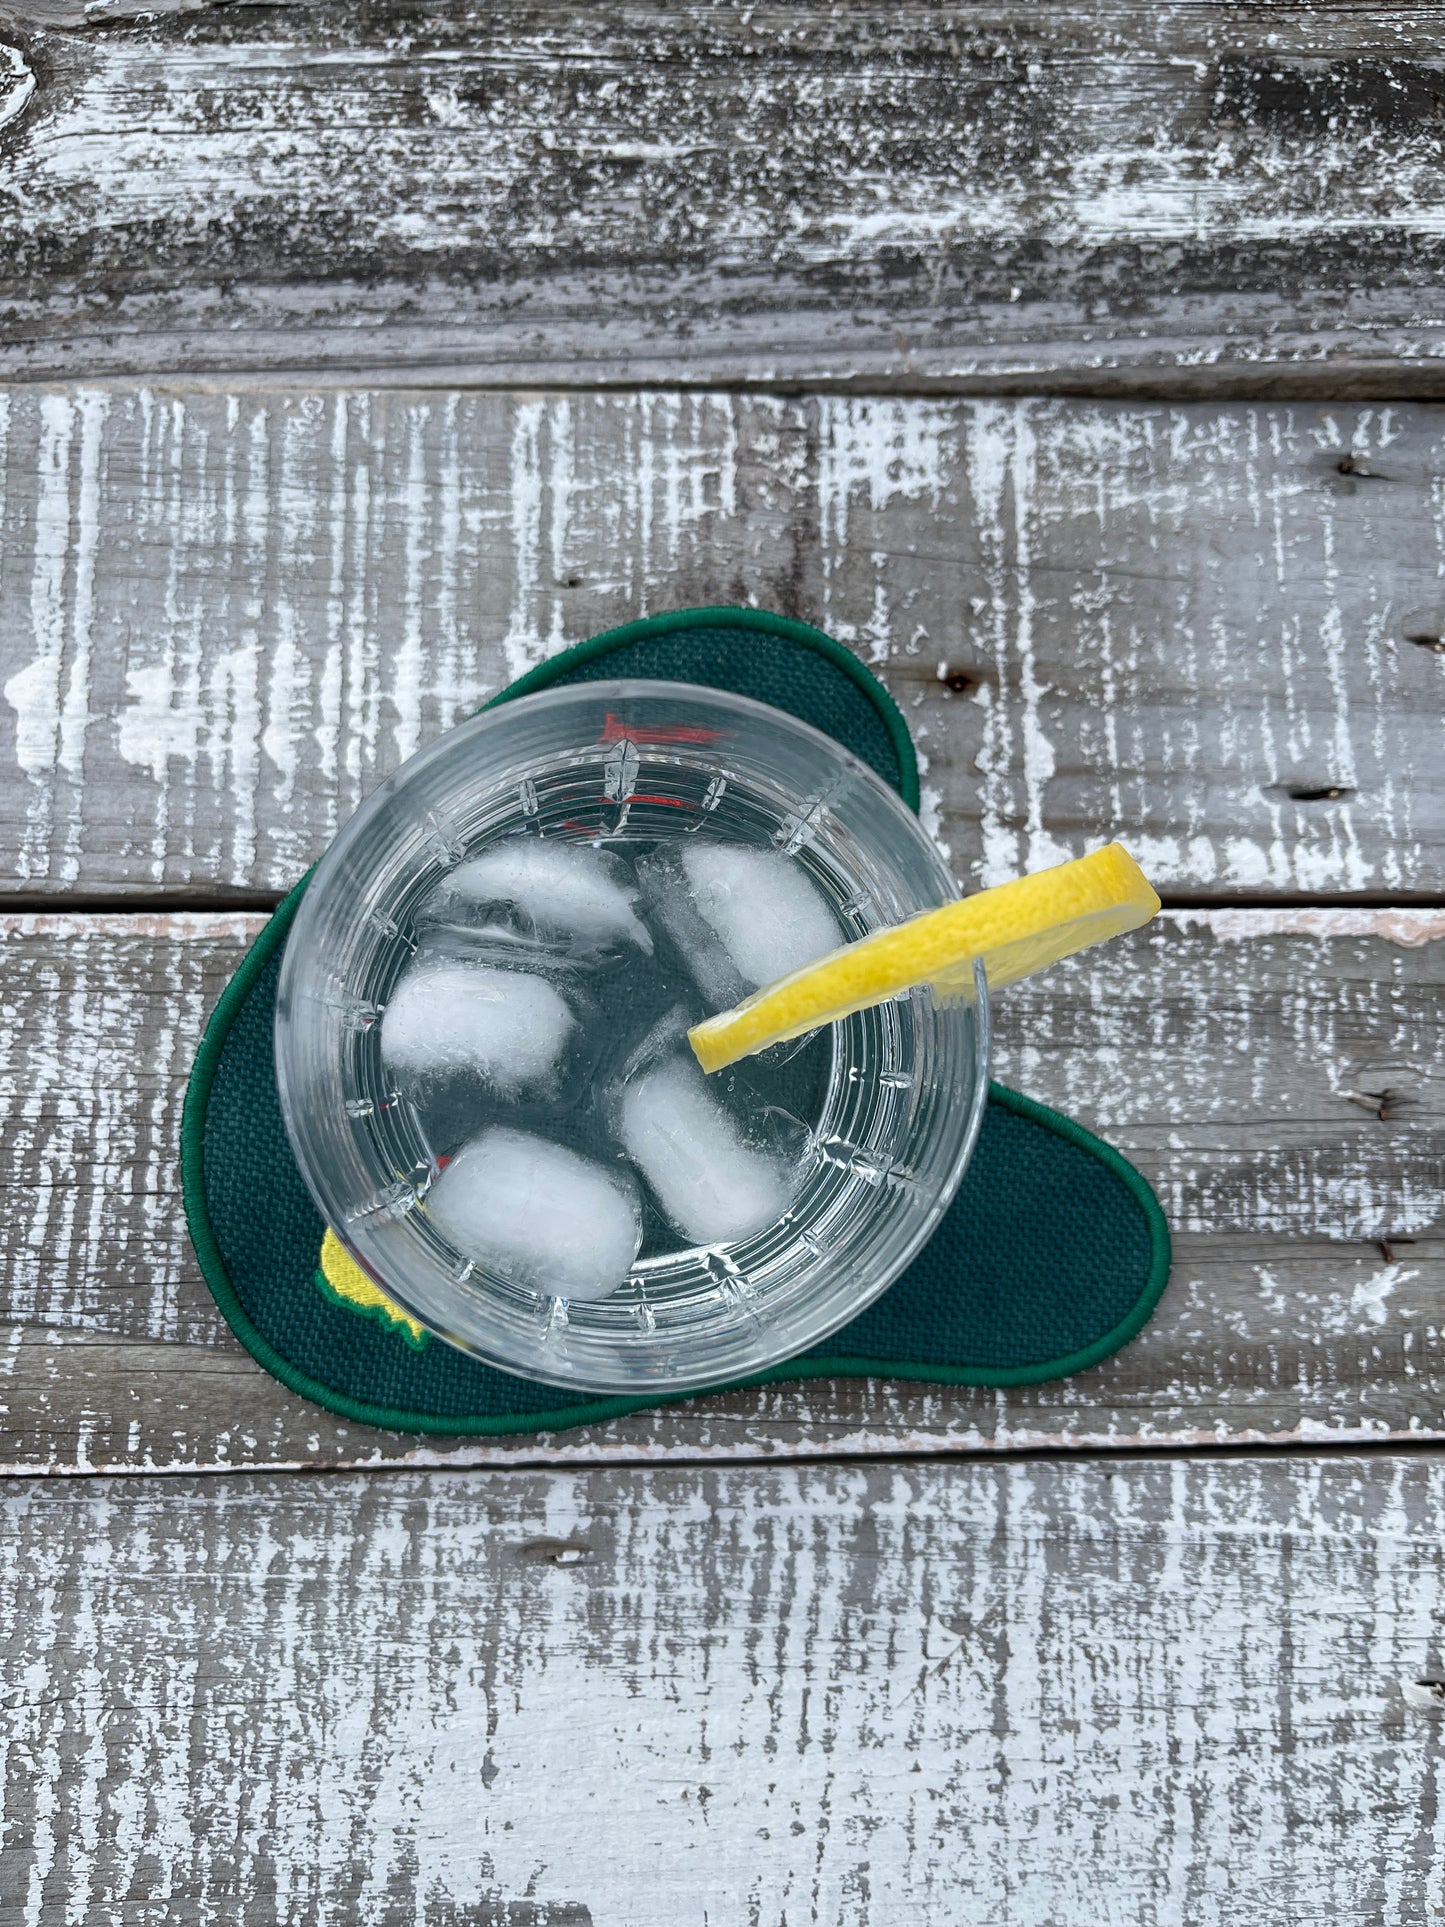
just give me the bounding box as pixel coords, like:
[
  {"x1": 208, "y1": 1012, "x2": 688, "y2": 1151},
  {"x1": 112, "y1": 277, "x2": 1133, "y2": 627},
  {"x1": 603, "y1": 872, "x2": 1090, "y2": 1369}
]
[{"x1": 181, "y1": 606, "x2": 1171, "y2": 1436}]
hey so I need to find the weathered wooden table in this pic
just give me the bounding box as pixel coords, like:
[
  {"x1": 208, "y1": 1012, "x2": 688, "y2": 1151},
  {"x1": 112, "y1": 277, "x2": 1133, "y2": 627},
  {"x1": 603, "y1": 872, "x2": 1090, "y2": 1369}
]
[{"x1": 0, "y1": 5, "x2": 1442, "y2": 1921}]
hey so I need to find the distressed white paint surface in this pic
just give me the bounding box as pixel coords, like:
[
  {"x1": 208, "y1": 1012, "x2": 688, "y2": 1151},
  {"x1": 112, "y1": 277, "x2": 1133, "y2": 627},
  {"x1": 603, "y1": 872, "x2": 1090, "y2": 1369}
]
[
  {"x1": 6, "y1": 6, "x2": 1445, "y2": 384},
  {"x1": 1177, "y1": 907, "x2": 1445, "y2": 947},
  {"x1": 0, "y1": 40, "x2": 34, "y2": 134},
  {"x1": 16, "y1": 24, "x2": 1445, "y2": 259},
  {"x1": 0, "y1": 13, "x2": 1439, "y2": 1914},
  {"x1": 0, "y1": 388, "x2": 1441, "y2": 897},
  {"x1": 0, "y1": 1458, "x2": 1442, "y2": 1925},
  {"x1": 0, "y1": 909, "x2": 1438, "y2": 1471}
]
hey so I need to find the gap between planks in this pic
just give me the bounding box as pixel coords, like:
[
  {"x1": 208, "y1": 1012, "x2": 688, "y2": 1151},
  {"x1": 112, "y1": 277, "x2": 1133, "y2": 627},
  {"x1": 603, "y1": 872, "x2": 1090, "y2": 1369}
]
[
  {"x1": 10, "y1": 365, "x2": 1445, "y2": 403},
  {"x1": 1, "y1": 892, "x2": 1441, "y2": 919},
  {"x1": 10, "y1": 1428, "x2": 1445, "y2": 1486},
  {"x1": 4, "y1": 904, "x2": 1437, "y2": 940}
]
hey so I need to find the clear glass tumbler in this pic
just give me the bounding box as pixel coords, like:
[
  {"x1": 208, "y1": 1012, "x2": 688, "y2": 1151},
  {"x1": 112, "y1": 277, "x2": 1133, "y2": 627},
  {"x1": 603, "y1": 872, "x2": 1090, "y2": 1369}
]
[{"x1": 274, "y1": 680, "x2": 989, "y2": 1393}]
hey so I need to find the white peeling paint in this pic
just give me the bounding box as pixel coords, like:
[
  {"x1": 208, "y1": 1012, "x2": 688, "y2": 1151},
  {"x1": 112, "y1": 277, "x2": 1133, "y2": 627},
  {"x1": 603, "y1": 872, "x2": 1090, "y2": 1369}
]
[
  {"x1": 6, "y1": 396, "x2": 73, "y2": 883},
  {"x1": 113, "y1": 659, "x2": 200, "y2": 787},
  {"x1": 816, "y1": 396, "x2": 952, "y2": 553},
  {"x1": 0, "y1": 40, "x2": 34, "y2": 135},
  {"x1": 2, "y1": 393, "x2": 108, "y2": 884},
  {"x1": 1348, "y1": 1264, "x2": 1419, "y2": 1328},
  {"x1": 391, "y1": 401, "x2": 432, "y2": 763},
  {"x1": 965, "y1": 402, "x2": 1072, "y2": 885},
  {"x1": 916, "y1": 779, "x2": 950, "y2": 859},
  {"x1": 1170, "y1": 907, "x2": 1445, "y2": 948},
  {"x1": 814, "y1": 398, "x2": 952, "y2": 665}
]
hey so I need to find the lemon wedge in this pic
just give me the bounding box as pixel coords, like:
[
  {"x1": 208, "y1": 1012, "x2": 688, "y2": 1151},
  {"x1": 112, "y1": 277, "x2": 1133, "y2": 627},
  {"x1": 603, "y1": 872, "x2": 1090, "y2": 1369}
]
[{"x1": 688, "y1": 842, "x2": 1160, "y2": 1075}]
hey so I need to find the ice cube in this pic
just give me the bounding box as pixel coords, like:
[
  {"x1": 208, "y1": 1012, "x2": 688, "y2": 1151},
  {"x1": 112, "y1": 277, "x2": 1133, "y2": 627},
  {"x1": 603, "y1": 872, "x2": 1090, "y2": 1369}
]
[
  {"x1": 381, "y1": 962, "x2": 574, "y2": 1096},
  {"x1": 680, "y1": 843, "x2": 840, "y2": 988},
  {"x1": 426, "y1": 1127, "x2": 643, "y2": 1302},
  {"x1": 619, "y1": 1056, "x2": 792, "y2": 1245},
  {"x1": 634, "y1": 850, "x2": 748, "y2": 1011},
  {"x1": 435, "y1": 839, "x2": 652, "y2": 956},
  {"x1": 619, "y1": 1002, "x2": 694, "y2": 1083}
]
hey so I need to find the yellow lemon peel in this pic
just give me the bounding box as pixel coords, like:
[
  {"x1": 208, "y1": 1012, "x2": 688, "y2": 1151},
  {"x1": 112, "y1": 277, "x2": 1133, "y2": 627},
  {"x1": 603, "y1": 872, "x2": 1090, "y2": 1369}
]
[{"x1": 689, "y1": 843, "x2": 1160, "y2": 1075}]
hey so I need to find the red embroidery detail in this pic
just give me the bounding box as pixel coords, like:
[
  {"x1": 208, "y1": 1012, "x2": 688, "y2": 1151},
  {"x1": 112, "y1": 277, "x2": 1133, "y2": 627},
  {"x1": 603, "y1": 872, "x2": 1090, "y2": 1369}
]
[
  {"x1": 562, "y1": 798, "x2": 695, "y2": 826},
  {"x1": 598, "y1": 710, "x2": 722, "y2": 746}
]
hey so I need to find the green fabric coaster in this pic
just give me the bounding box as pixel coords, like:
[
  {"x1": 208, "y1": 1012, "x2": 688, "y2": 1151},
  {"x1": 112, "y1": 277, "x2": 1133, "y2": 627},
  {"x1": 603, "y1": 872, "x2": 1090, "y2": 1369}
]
[{"x1": 181, "y1": 606, "x2": 1171, "y2": 1435}]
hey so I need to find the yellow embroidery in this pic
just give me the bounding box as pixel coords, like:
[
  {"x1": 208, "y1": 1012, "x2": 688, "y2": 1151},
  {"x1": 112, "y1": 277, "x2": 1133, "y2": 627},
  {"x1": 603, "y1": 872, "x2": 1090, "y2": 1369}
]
[{"x1": 315, "y1": 1229, "x2": 429, "y2": 1350}]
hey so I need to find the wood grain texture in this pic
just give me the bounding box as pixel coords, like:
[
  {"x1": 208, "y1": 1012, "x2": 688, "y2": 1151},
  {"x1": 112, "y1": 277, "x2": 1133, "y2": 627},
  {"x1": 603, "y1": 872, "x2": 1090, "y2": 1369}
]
[
  {"x1": 1, "y1": 1456, "x2": 1443, "y2": 1924},
  {"x1": 0, "y1": 908, "x2": 1438, "y2": 1472},
  {"x1": 2, "y1": 386, "x2": 1442, "y2": 900},
  {"x1": 7, "y1": 3, "x2": 1445, "y2": 388}
]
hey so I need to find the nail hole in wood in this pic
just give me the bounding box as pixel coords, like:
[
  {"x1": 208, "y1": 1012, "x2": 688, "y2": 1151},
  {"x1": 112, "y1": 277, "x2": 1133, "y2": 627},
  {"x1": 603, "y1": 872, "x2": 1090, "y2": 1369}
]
[
  {"x1": 1344, "y1": 1087, "x2": 1408, "y2": 1122},
  {"x1": 1330, "y1": 453, "x2": 1388, "y2": 481},
  {"x1": 1333, "y1": 450, "x2": 1394, "y2": 481},
  {"x1": 942, "y1": 670, "x2": 978, "y2": 694},
  {"x1": 1377, "y1": 1236, "x2": 1418, "y2": 1263},
  {"x1": 1284, "y1": 783, "x2": 1354, "y2": 802},
  {"x1": 1405, "y1": 630, "x2": 1445, "y2": 654},
  {"x1": 518, "y1": 1538, "x2": 592, "y2": 1566}
]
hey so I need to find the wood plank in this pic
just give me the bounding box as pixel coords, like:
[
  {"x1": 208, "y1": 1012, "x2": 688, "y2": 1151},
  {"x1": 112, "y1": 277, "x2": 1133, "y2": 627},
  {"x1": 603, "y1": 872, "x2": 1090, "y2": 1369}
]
[
  {"x1": 0, "y1": 908, "x2": 1438, "y2": 1472},
  {"x1": 7, "y1": 4, "x2": 1445, "y2": 389},
  {"x1": 2, "y1": 386, "x2": 1443, "y2": 899},
  {"x1": 1, "y1": 1456, "x2": 1443, "y2": 1922}
]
